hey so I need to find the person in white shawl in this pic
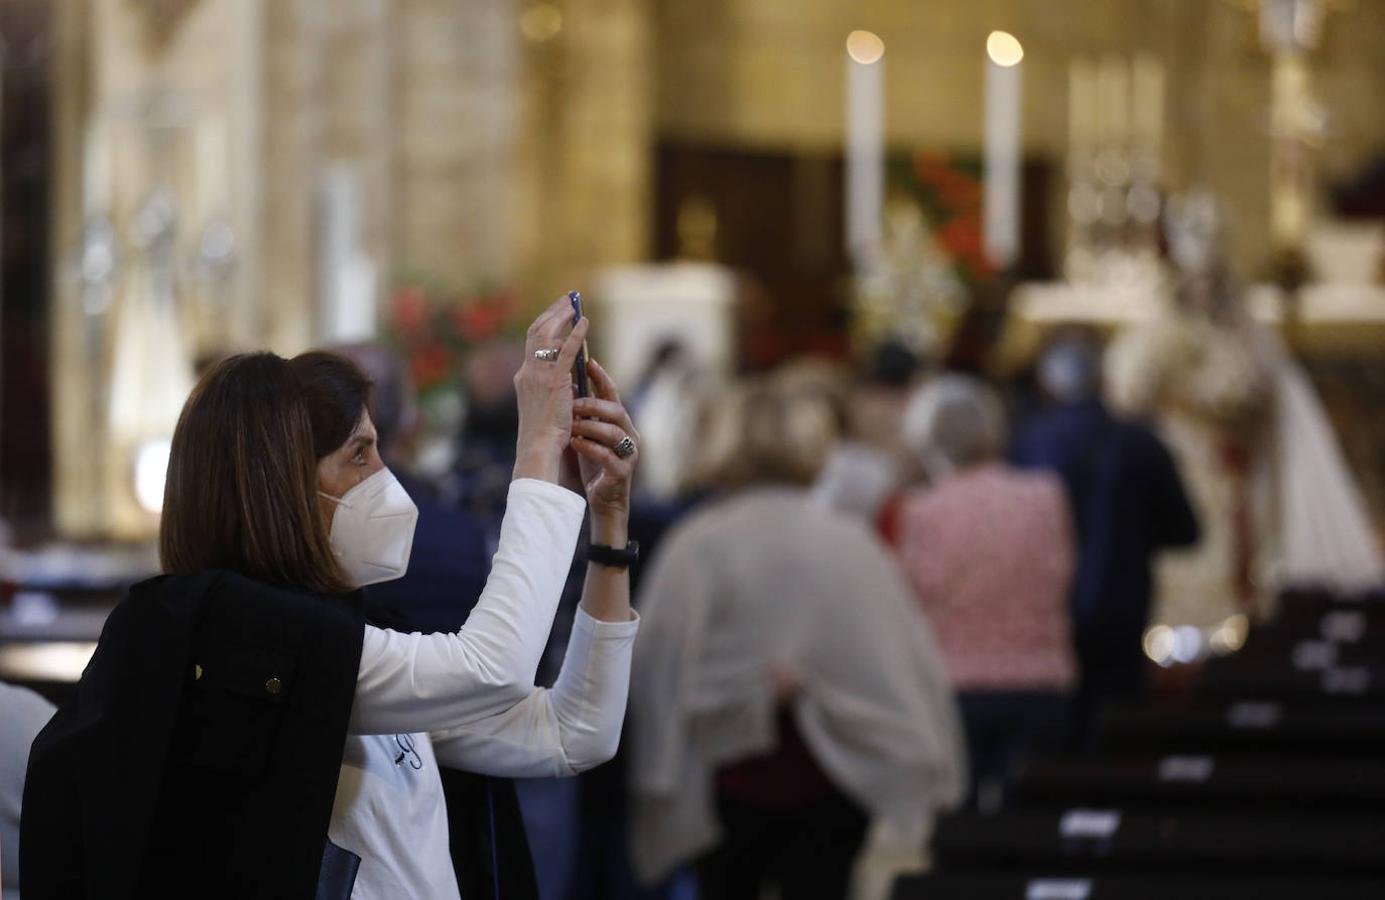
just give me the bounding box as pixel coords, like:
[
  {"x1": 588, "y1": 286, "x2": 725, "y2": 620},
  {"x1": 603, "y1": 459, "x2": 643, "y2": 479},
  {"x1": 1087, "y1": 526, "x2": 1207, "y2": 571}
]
[{"x1": 627, "y1": 375, "x2": 966, "y2": 895}]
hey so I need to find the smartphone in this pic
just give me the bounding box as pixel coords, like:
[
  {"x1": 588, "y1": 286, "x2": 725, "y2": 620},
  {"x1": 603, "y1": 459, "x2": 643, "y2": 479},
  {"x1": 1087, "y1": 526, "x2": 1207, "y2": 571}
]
[{"x1": 569, "y1": 290, "x2": 591, "y2": 398}]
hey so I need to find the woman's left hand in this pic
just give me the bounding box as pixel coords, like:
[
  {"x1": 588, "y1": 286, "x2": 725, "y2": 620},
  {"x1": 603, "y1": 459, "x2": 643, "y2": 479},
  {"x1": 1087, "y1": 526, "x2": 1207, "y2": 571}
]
[{"x1": 570, "y1": 359, "x2": 639, "y2": 530}]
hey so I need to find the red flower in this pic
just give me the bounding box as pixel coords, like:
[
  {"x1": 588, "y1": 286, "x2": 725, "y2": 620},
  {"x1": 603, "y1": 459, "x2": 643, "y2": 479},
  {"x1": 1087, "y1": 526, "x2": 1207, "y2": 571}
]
[
  {"x1": 966, "y1": 251, "x2": 996, "y2": 281},
  {"x1": 933, "y1": 212, "x2": 995, "y2": 281},
  {"x1": 392, "y1": 288, "x2": 429, "y2": 336},
  {"x1": 938, "y1": 175, "x2": 982, "y2": 212},
  {"x1": 454, "y1": 303, "x2": 504, "y2": 343},
  {"x1": 938, "y1": 216, "x2": 980, "y2": 257},
  {"x1": 410, "y1": 341, "x2": 452, "y2": 390},
  {"x1": 483, "y1": 290, "x2": 522, "y2": 328}
]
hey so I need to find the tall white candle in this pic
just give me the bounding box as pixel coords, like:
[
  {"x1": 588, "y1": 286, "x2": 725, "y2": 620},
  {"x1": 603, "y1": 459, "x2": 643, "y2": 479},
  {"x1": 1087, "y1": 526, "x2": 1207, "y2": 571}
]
[
  {"x1": 984, "y1": 30, "x2": 1024, "y2": 271},
  {"x1": 845, "y1": 30, "x2": 885, "y2": 271}
]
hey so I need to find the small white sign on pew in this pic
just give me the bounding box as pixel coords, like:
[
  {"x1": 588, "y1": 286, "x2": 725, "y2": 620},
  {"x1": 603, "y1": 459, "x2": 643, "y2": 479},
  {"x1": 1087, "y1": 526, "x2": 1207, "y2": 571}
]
[
  {"x1": 1059, "y1": 809, "x2": 1121, "y2": 840},
  {"x1": 1026, "y1": 879, "x2": 1093, "y2": 900},
  {"x1": 1157, "y1": 755, "x2": 1216, "y2": 783}
]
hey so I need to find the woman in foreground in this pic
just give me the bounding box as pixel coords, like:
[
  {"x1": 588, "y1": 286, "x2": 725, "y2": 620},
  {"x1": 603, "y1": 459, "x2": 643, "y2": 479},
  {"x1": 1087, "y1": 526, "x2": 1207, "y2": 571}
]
[{"x1": 23, "y1": 297, "x2": 641, "y2": 899}]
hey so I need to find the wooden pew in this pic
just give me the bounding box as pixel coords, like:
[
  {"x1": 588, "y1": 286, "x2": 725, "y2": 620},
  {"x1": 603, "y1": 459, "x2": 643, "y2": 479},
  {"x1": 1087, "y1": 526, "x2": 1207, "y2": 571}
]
[
  {"x1": 892, "y1": 872, "x2": 1385, "y2": 900},
  {"x1": 930, "y1": 808, "x2": 1385, "y2": 876},
  {"x1": 1010, "y1": 753, "x2": 1385, "y2": 811}
]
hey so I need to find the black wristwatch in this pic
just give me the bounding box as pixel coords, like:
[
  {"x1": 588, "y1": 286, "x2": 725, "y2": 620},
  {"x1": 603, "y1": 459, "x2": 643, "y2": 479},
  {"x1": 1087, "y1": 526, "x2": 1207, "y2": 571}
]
[{"x1": 587, "y1": 540, "x2": 640, "y2": 570}]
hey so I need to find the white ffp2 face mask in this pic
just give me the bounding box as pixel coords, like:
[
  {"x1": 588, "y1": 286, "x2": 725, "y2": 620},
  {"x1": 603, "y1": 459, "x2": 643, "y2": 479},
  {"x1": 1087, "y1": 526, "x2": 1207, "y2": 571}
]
[{"x1": 319, "y1": 467, "x2": 419, "y2": 587}]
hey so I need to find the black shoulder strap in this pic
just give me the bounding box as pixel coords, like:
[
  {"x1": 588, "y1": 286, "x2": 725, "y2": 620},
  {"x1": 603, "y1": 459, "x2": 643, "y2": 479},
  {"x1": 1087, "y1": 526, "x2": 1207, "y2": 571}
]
[{"x1": 441, "y1": 768, "x2": 539, "y2": 900}]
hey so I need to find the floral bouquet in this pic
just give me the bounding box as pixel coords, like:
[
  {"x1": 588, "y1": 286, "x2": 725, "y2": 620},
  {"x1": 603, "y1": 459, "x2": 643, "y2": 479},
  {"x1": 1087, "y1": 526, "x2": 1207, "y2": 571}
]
[
  {"x1": 897, "y1": 150, "x2": 993, "y2": 288},
  {"x1": 384, "y1": 280, "x2": 525, "y2": 397},
  {"x1": 382, "y1": 279, "x2": 528, "y2": 463},
  {"x1": 853, "y1": 151, "x2": 989, "y2": 356}
]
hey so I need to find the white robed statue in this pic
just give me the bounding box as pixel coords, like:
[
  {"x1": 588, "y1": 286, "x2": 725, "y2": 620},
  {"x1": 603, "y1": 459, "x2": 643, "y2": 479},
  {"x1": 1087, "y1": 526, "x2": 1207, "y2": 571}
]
[{"x1": 1104, "y1": 191, "x2": 1382, "y2": 635}]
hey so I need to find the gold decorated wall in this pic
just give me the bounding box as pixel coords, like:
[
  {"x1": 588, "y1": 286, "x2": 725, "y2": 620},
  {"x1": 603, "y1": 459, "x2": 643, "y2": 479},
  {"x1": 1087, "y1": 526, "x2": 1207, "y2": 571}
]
[
  {"x1": 654, "y1": 0, "x2": 1385, "y2": 275},
  {"x1": 42, "y1": 0, "x2": 1385, "y2": 538}
]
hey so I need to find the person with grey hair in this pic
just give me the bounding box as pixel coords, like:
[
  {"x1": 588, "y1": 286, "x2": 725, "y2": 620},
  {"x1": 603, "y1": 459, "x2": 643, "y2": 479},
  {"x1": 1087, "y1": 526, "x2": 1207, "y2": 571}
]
[
  {"x1": 893, "y1": 373, "x2": 1076, "y2": 808},
  {"x1": 900, "y1": 373, "x2": 1008, "y2": 483},
  {"x1": 1012, "y1": 334, "x2": 1199, "y2": 745}
]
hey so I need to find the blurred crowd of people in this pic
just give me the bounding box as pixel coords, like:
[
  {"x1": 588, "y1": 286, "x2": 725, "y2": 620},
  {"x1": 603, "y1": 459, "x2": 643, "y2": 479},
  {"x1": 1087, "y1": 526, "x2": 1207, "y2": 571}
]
[
  {"x1": 0, "y1": 321, "x2": 1198, "y2": 900},
  {"x1": 242, "y1": 323, "x2": 1195, "y2": 900}
]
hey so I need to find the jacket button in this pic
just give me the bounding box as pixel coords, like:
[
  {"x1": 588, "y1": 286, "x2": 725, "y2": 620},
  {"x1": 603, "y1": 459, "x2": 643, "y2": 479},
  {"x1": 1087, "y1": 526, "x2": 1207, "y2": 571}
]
[{"x1": 265, "y1": 676, "x2": 283, "y2": 696}]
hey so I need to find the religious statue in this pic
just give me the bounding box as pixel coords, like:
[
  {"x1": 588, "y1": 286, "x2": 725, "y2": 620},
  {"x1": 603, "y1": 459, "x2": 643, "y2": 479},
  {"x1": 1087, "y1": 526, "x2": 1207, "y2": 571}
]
[{"x1": 1105, "y1": 190, "x2": 1382, "y2": 640}]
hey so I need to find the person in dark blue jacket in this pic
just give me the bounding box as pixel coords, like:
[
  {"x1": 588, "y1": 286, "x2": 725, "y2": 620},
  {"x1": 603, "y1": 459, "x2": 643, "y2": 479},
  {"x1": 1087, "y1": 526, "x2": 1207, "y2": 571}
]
[
  {"x1": 1012, "y1": 333, "x2": 1200, "y2": 739},
  {"x1": 330, "y1": 343, "x2": 492, "y2": 633}
]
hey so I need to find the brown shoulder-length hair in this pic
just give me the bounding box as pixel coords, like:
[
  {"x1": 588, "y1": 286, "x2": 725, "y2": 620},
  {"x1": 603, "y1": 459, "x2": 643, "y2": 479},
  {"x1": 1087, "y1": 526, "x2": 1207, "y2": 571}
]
[{"x1": 160, "y1": 351, "x2": 372, "y2": 594}]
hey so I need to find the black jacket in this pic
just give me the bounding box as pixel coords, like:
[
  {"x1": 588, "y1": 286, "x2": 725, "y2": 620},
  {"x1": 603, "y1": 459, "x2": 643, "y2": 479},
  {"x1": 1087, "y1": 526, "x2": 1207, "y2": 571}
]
[{"x1": 21, "y1": 570, "x2": 538, "y2": 900}]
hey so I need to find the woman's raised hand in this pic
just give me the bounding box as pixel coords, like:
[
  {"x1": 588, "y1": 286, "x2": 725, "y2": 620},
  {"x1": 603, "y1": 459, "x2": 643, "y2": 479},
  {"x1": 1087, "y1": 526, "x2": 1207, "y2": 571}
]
[
  {"x1": 513, "y1": 297, "x2": 590, "y2": 484},
  {"x1": 570, "y1": 359, "x2": 639, "y2": 537}
]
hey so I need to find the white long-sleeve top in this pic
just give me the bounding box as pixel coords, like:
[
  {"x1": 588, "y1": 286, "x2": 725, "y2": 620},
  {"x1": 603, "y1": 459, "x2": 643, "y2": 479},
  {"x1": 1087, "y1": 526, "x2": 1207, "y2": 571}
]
[{"x1": 328, "y1": 478, "x2": 639, "y2": 900}]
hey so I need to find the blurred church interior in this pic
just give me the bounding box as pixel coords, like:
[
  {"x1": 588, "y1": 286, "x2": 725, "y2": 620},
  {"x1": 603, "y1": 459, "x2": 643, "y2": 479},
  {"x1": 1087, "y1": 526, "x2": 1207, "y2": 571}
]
[{"x1": 3, "y1": 0, "x2": 1385, "y2": 897}]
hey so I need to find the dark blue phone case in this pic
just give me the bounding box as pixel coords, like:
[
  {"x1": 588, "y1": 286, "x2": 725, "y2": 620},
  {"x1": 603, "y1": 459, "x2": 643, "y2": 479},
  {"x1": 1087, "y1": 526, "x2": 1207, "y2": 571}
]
[{"x1": 569, "y1": 291, "x2": 591, "y2": 398}]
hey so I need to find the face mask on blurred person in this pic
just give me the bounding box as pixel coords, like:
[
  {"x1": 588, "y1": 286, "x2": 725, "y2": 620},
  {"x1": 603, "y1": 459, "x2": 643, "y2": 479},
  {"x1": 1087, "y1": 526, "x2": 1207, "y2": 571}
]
[{"x1": 318, "y1": 468, "x2": 418, "y2": 587}]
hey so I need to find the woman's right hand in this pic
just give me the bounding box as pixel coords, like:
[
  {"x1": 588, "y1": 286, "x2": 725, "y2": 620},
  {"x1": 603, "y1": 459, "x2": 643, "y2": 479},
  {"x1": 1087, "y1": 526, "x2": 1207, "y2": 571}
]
[{"x1": 513, "y1": 296, "x2": 590, "y2": 484}]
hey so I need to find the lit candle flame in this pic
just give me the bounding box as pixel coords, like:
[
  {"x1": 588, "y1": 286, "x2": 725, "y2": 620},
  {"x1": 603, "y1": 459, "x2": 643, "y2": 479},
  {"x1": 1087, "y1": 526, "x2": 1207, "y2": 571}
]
[
  {"x1": 846, "y1": 30, "x2": 885, "y2": 66},
  {"x1": 986, "y1": 30, "x2": 1024, "y2": 67}
]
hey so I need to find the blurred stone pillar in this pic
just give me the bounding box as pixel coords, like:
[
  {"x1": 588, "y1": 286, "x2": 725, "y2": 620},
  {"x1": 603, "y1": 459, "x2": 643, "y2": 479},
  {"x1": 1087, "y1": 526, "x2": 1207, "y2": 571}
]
[
  {"x1": 51, "y1": 0, "x2": 268, "y2": 537},
  {"x1": 262, "y1": 0, "x2": 396, "y2": 351},
  {"x1": 390, "y1": 0, "x2": 517, "y2": 288},
  {"x1": 260, "y1": 0, "x2": 322, "y2": 355},
  {"x1": 50, "y1": 0, "x2": 97, "y2": 534}
]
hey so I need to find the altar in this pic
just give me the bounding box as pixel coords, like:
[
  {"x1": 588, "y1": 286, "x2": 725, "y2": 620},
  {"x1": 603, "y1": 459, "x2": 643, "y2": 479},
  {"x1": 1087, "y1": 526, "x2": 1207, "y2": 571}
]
[{"x1": 998, "y1": 281, "x2": 1385, "y2": 371}]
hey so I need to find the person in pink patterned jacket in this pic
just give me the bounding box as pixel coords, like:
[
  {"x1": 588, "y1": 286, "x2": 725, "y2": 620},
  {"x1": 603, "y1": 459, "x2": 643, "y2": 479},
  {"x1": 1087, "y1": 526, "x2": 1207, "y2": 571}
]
[{"x1": 892, "y1": 373, "x2": 1076, "y2": 809}]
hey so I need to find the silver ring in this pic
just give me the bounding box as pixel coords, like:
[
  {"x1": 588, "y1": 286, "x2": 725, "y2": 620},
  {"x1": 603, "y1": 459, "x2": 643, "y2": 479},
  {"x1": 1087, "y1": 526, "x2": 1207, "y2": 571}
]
[
  {"x1": 613, "y1": 436, "x2": 636, "y2": 459},
  {"x1": 534, "y1": 348, "x2": 560, "y2": 363}
]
